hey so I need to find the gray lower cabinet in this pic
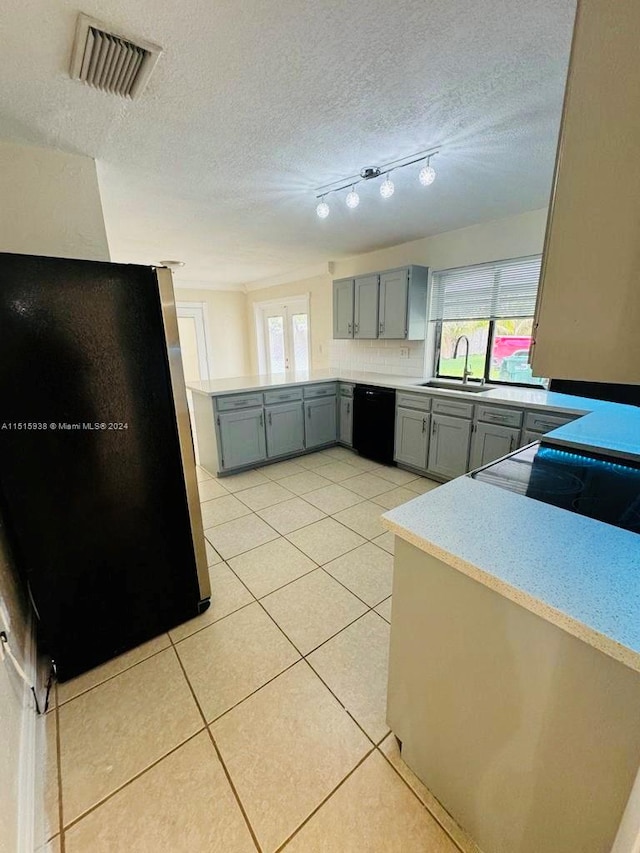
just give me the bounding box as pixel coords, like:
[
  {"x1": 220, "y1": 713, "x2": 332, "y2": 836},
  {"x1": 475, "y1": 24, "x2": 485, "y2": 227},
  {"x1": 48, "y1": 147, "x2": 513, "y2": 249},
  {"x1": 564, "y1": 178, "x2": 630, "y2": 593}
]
[
  {"x1": 395, "y1": 407, "x2": 429, "y2": 470},
  {"x1": 265, "y1": 401, "x2": 304, "y2": 458},
  {"x1": 469, "y1": 422, "x2": 520, "y2": 471},
  {"x1": 305, "y1": 397, "x2": 337, "y2": 448},
  {"x1": 427, "y1": 414, "x2": 472, "y2": 480},
  {"x1": 354, "y1": 275, "x2": 379, "y2": 338},
  {"x1": 339, "y1": 395, "x2": 353, "y2": 446},
  {"x1": 218, "y1": 408, "x2": 266, "y2": 470}
]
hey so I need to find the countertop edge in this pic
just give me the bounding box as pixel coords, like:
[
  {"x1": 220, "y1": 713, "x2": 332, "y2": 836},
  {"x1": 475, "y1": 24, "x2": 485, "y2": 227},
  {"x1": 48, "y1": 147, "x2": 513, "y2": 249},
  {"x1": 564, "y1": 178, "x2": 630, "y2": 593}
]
[
  {"x1": 187, "y1": 372, "x2": 597, "y2": 416},
  {"x1": 382, "y1": 516, "x2": 640, "y2": 675}
]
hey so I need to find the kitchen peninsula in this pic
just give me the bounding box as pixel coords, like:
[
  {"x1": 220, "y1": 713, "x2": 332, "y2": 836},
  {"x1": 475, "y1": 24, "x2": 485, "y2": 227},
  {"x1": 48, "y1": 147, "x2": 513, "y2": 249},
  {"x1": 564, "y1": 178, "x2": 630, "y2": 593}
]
[{"x1": 383, "y1": 402, "x2": 640, "y2": 853}]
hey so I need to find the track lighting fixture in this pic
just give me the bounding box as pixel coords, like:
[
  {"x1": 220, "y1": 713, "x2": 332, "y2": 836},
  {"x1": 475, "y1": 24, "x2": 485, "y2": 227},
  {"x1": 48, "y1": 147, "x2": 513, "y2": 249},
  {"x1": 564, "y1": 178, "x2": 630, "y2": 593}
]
[{"x1": 314, "y1": 148, "x2": 439, "y2": 218}]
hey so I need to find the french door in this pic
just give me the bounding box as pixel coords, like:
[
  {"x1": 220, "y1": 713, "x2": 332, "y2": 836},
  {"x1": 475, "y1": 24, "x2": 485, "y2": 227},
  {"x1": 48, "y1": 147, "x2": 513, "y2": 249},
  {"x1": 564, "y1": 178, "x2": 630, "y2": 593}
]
[{"x1": 258, "y1": 297, "x2": 310, "y2": 374}]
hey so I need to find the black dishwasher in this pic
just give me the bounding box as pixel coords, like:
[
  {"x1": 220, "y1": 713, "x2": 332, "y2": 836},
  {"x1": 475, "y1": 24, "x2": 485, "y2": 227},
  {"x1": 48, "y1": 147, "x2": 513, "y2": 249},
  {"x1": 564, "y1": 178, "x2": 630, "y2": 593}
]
[{"x1": 353, "y1": 385, "x2": 396, "y2": 465}]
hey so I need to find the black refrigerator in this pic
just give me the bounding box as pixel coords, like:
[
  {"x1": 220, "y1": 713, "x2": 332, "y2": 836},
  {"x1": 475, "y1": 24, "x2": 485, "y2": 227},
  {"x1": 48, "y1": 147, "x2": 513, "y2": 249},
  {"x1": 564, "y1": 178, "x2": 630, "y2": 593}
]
[{"x1": 0, "y1": 253, "x2": 210, "y2": 681}]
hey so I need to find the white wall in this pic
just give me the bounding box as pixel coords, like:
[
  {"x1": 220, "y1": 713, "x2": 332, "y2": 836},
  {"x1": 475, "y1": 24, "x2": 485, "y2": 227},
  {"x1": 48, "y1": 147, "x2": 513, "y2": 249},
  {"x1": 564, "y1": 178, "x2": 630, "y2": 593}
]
[
  {"x1": 174, "y1": 285, "x2": 251, "y2": 379},
  {"x1": 0, "y1": 141, "x2": 109, "y2": 261},
  {"x1": 329, "y1": 208, "x2": 548, "y2": 376},
  {"x1": 0, "y1": 140, "x2": 111, "y2": 852}
]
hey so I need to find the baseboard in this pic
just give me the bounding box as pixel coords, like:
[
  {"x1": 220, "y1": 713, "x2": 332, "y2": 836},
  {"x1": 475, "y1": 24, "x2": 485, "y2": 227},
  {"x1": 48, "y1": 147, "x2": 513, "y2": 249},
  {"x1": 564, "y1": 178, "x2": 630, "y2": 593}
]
[{"x1": 16, "y1": 612, "x2": 38, "y2": 853}]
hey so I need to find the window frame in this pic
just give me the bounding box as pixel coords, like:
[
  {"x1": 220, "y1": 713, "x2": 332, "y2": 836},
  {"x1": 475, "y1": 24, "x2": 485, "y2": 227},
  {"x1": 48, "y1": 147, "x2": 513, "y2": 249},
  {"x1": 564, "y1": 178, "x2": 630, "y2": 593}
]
[{"x1": 433, "y1": 316, "x2": 545, "y2": 389}]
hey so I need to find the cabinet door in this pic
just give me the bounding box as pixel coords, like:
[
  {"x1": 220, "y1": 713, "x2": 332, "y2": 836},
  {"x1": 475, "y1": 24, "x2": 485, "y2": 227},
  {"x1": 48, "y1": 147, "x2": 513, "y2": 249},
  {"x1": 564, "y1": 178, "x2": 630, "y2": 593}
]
[
  {"x1": 469, "y1": 423, "x2": 520, "y2": 471},
  {"x1": 427, "y1": 414, "x2": 472, "y2": 480},
  {"x1": 265, "y1": 402, "x2": 304, "y2": 458},
  {"x1": 530, "y1": 0, "x2": 640, "y2": 385},
  {"x1": 354, "y1": 275, "x2": 379, "y2": 339},
  {"x1": 379, "y1": 269, "x2": 409, "y2": 339},
  {"x1": 339, "y1": 396, "x2": 353, "y2": 446},
  {"x1": 218, "y1": 408, "x2": 266, "y2": 470},
  {"x1": 395, "y1": 407, "x2": 429, "y2": 470},
  {"x1": 305, "y1": 397, "x2": 337, "y2": 449},
  {"x1": 333, "y1": 279, "x2": 354, "y2": 339}
]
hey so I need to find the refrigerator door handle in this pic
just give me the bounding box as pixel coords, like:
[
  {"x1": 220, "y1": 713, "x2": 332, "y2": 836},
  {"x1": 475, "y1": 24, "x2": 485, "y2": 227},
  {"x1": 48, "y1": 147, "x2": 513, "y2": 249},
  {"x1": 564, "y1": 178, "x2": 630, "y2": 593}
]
[{"x1": 155, "y1": 267, "x2": 211, "y2": 602}]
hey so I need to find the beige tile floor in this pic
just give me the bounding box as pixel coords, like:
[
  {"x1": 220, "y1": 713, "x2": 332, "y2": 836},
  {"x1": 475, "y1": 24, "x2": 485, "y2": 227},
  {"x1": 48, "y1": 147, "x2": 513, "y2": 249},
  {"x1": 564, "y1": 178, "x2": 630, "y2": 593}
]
[{"x1": 42, "y1": 446, "x2": 481, "y2": 853}]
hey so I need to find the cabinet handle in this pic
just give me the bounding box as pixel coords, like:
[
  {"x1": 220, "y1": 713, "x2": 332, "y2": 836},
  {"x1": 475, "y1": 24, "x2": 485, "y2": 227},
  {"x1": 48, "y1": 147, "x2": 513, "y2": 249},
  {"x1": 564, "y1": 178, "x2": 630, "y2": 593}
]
[
  {"x1": 347, "y1": 402, "x2": 350, "y2": 414},
  {"x1": 268, "y1": 411, "x2": 272, "y2": 426},
  {"x1": 347, "y1": 322, "x2": 352, "y2": 334},
  {"x1": 259, "y1": 413, "x2": 263, "y2": 427},
  {"x1": 379, "y1": 322, "x2": 384, "y2": 334},
  {"x1": 422, "y1": 417, "x2": 426, "y2": 433},
  {"x1": 307, "y1": 407, "x2": 311, "y2": 419},
  {"x1": 354, "y1": 323, "x2": 359, "y2": 334},
  {"x1": 510, "y1": 435, "x2": 515, "y2": 451},
  {"x1": 432, "y1": 421, "x2": 436, "y2": 436}
]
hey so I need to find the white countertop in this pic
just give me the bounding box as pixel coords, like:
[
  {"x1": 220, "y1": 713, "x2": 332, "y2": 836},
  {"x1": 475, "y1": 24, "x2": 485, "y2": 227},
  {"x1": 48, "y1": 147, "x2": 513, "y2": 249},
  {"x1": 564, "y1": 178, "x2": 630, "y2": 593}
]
[
  {"x1": 187, "y1": 369, "x2": 601, "y2": 416},
  {"x1": 383, "y1": 402, "x2": 640, "y2": 673},
  {"x1": 545, "y1": 404, "x2": 640, "y2": 461}
]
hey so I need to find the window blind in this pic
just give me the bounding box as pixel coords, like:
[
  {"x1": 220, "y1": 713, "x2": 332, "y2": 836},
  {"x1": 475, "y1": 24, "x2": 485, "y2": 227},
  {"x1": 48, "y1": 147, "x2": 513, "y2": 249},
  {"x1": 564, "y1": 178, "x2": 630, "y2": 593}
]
[{"x1": 431, "y1": 255, "x2": 542, "y2": 321}]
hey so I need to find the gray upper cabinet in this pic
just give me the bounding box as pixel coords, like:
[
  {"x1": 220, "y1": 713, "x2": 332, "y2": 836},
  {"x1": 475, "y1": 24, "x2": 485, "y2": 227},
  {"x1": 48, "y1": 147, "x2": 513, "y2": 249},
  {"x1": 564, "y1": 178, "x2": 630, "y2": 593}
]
[
  {"x1": 333, "y1": 279, "x2": 354, "y2": 339},
  {"x1": 395, "y1": 406, "x2": 429, "y2": 470},
  {"x1": 379, "y1": 267, "x2": 428, "y2": 340},
  {"x1": 305, "y1": 396, "x2": 337, "y2": 448},
  {"x1": 354, "y1": 275, "x2": 379, "y2": 339},
  {"x1": 379, "y1": 269, "x2": 408, "y2": 339},
  {"x1": 218, "y1": 408, "x2": 266, "y2": 470},
  {"x1": 265, "y1": 401, "x2": 304, "y2": 459},
  {"x1": 333, "y1": 265, "x2": 428, "y2": 340},
  {"x1": 469, "y1": 422, "x2": 520, "y2": 471},
  {"x1": 427, "y1": 413, "x2": 471, "y2": 480}
]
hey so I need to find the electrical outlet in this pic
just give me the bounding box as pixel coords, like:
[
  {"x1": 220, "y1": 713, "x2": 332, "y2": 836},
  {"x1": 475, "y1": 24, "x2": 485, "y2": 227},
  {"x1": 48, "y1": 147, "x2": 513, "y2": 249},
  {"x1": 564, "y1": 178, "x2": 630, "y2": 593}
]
[{"x1": 399, "y1": 347, "x2": 410, "y2": 359}]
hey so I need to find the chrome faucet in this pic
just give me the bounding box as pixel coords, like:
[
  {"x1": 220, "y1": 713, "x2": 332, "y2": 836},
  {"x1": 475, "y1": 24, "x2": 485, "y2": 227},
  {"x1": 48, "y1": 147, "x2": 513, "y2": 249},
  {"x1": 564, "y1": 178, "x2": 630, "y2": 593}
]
[{"x1": 453, "y1": 335, "x2": 473, "y2": 384}]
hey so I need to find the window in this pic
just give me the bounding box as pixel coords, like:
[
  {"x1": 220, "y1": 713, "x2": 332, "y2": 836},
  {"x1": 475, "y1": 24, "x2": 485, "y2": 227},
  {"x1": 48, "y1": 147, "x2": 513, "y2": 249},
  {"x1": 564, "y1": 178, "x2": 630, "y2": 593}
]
[{"x1": 431, "y1": 256, "x2": 546, "y2": 387}]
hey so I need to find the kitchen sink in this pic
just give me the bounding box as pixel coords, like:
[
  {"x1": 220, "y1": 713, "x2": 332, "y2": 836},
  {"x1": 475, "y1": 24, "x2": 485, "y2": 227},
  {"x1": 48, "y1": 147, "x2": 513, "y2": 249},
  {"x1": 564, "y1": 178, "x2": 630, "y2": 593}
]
[{"x1": 419, "y1": 380, "x2": 495, "y2": 393}]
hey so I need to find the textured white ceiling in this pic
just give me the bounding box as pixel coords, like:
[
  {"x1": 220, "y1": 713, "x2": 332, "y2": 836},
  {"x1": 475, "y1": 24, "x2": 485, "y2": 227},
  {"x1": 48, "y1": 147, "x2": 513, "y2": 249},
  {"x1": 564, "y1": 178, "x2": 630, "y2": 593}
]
[{"x1": 0, "y1": 0, "x2": 576, "y2": 286}]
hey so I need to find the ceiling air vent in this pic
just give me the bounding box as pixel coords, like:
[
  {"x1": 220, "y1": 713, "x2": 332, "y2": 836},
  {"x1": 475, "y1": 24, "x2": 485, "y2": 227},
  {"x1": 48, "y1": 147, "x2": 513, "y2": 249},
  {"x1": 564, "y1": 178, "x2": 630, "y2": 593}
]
[{"x1": 69, "y1": 14, "x2": 162, "y2": 99}]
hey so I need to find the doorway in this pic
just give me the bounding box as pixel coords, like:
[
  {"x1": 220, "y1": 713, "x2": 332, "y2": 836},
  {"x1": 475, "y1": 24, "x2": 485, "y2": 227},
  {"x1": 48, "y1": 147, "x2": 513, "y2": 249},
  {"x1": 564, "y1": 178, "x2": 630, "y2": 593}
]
[
  {"x1": 176, "y1": 302, "x2": 210, "y2": 462},
  {"x1": 176, "y1": 303, "x2": 210, "y2": 384},
  {"x1": 255, "y1": 296, "x2": 310, "y2": 374}
]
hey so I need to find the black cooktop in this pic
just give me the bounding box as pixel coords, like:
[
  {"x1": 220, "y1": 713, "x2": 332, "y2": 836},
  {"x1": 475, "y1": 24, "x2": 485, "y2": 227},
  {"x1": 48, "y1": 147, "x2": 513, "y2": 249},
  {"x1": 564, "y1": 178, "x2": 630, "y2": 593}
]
[{"x1": 471, "y1": 442, "x2": 640, "y2": 534}]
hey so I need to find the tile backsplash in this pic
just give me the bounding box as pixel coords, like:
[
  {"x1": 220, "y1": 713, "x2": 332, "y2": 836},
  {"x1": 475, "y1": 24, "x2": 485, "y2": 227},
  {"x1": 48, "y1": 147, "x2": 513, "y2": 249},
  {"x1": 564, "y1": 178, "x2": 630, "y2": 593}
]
[{"x1": 329, "y1": 339, "x2": 425, "y2": 377}]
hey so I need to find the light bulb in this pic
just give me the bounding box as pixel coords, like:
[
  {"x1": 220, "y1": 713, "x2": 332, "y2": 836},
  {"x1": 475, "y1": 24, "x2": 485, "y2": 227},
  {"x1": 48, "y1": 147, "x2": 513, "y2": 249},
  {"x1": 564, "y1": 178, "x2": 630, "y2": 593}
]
[
  {"x1": 316, "y1": 200, "x2": 330, "y2": 219},
  {"x1": 380, "y1": 177, "x2": 395, "y2": 199},
  {"x1": 345, "y1": 188, "x2": 360, "y2": 209},
  {"x1": 419, "y1": 164, "x2": 436, "y2": 186}
]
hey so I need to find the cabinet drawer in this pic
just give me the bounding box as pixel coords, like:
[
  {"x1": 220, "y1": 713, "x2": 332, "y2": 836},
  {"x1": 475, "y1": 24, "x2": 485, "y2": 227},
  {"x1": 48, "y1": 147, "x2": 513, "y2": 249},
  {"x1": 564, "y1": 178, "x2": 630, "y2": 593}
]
[
  {"x1": 476, "y1": 405, "x2": 523, "y2": 428},
  {"x1": 396, "y1": 392, "x2": 431, "y2": 412},
  {"x1": 304, "y1": 383, "x2": 338, "y2": 399},
  {"x1": 432, "y1": 398, "x2": 473, "y2": 419},
  {"x1": 264, "y1": 387, "x2": 303, "y2": 405},
  {"x1": 524, "y1": 411, "x2": 577, "y2": 433},
  {"x1": 339, "y1": 383, "x2": 354, "y2": 398},
  {"x1": 216, "y1": 393, "x2": 263, "y2": 411}
]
